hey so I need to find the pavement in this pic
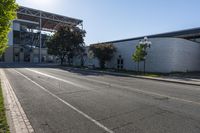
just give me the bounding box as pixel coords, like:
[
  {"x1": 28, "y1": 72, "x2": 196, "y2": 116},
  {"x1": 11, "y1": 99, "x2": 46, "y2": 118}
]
[{"x1": 1, "y1": 63, "x2": 200, "y2": 133}]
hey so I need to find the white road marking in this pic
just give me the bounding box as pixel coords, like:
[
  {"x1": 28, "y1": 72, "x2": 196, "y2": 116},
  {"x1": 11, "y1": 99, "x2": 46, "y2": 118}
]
[
  {"x1": 25, "y1": 68, "x2": 200, "y2": 106},
  {"x1": 26, "y1": 68, "x2": 100, "y2": 92},
  {"x1": 12, "y1": 69, "x2": 114, "y2": 133},
  {"x1": 27, "y1": 68, "x2": 86, "y2": 88},
  {"x1": 1, "y1": 69, "x2": 34, "y2": 133},
  {"x1": 42, "y1": 68, "x2": 112, "y2": 85},
  {"x1": 27, "y1": 68, "x2": 111, "y2": 86},
  {"x1": 49, "y1": 68, "x2": 200, "y2": 91}
]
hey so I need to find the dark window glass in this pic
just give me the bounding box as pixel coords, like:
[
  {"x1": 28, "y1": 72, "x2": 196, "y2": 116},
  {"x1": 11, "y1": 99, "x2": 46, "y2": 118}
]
[
  {"x1": 117, "y1": 59, "x2": 120, "y2": 64},
  {"x1": 20, "y1": 48, "x2": 23, "y2": 52},
  {"x1": 121, "y1": 59, "x2": 123, "y2": 64},
  {"x1": 13, "y1": 31, "x2": 20, "y2": 44}
]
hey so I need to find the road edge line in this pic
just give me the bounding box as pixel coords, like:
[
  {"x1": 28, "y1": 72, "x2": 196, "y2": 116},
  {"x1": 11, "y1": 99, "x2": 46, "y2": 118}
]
[
  {"x1": 12, "y1": 69, "x2": 114, "y2": 133},
  {"x1": 0, "y1": 69, "x2": 34, "y2": 133}
]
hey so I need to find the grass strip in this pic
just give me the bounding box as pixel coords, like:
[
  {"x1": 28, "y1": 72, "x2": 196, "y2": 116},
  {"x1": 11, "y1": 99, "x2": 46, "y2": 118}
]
[{"x1": 0, "y1": 81, "x2": 9, "y2": 133}]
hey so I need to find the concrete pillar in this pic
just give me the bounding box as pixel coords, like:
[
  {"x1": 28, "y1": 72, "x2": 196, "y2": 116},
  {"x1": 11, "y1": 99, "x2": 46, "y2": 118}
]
[
  {"x1": 4, "y1": 46, "x2": 13, "y2": 63},
  {"x1": 19, "y1": 52, "x2": 24, "y2": 62}
]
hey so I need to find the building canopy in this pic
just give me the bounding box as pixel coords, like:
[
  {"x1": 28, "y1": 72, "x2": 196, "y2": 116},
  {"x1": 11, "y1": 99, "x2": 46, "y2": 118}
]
[{"x1": 16, "y1": 6, "x2": 83, "y2": 31}]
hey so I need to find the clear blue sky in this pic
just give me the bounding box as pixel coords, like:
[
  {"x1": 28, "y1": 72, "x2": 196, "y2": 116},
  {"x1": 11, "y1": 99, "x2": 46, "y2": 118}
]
[{"x1": 16, "y1": 0, "x2": 200, "y2": 45}]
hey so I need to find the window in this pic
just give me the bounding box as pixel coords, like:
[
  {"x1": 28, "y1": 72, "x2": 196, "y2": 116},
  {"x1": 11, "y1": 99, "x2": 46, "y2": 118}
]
[{"x1": 13, "y1": 31, "x2": 20, "y2": 44}]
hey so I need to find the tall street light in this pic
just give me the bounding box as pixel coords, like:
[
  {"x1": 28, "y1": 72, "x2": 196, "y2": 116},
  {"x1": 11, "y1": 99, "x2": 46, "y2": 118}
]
[
  {"x1": 88, "y1": 50, "x2": 94, "y2": 68},
  {"x1": 139, "y1": 37, "x2": 152, "y2": 74}
]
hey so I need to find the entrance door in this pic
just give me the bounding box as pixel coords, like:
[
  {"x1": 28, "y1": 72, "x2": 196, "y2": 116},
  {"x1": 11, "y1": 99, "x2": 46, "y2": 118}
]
[{"x1": 117, "y1": 55, "x2": 124, "y2": 70}]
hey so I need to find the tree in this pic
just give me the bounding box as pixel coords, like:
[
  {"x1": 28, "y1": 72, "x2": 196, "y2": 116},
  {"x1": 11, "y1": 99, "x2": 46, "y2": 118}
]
[
  {"x1": 46, "y1": 25, "x2": 85, "y2": 65},
  {"x1": 0, "y1": 0, "x2": 18, "y2": 55},
  {"x1": 132, "y1": 44, "x2": 147, "y2": 72},
  {"x1": 89, "y1": 43, "x2": 116, "y2": 69}
]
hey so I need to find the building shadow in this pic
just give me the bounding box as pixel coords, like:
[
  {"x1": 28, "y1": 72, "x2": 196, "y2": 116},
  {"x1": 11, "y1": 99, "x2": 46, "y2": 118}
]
[{"x1": 0, "y1": 62, "x2": 132, "y2": 77}]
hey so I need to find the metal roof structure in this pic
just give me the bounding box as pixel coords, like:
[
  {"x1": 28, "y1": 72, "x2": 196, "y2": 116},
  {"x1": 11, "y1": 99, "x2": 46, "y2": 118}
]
[
  {"x1": 93, "y1": 27, "x2": 200, "y2": 45},
  {"x1": 149, "y1": 27, "x2": 200, "y2": 39},
  {"x1": 17, "y1": 6, "x2": 83, "y2": 31},
  {"x1": 14, "y1": 6, "x2": 84, "y2": 63}
]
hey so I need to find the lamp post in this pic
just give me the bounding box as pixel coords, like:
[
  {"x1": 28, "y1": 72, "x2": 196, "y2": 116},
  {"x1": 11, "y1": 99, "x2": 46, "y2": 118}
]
[
  {"x1": 88, "y1": 50, "x2": 94, "y2": 68},
  {"x1": 139, "y1": 37, "x2": 152, "y2": 74},
  {"x1": 81, "y1": 52, "x2": 87, "y2": 67}
]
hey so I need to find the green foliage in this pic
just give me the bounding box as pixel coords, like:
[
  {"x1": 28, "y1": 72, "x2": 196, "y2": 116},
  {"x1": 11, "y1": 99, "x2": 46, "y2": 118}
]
[
  {"x1": 132, "y1": 44, "x2": 147, "y2": 71},
  {"x1": 46, "y1": 25, "x2": 85, "y2": 65},
  {"x1": 89, "y1": 43, "x2": 116, "y2": 69},
  {"x1": 0, "y1": 0, "x2": 18, "y2": 55},
  {"x1": 0, "y1": 81, "x2": 9, "y2": 133},
  {"x1": 132, "y1": 44, "x2": 147, "y2": 62}
]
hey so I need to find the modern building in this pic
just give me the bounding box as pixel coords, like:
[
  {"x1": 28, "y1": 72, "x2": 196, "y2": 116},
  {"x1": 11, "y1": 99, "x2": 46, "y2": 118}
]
[
  {"x1": 2, "y1": 6, "x2": 83, "y2": 63},
  {"x1": 87, "y1": 28, "x2": 200, "y2": 73}
]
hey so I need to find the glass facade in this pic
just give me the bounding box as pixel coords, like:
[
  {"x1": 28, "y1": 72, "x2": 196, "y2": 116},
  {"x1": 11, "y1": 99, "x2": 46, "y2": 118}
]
[{"x1": 12, "y1": 22, "x2": 49, "y2": 62}]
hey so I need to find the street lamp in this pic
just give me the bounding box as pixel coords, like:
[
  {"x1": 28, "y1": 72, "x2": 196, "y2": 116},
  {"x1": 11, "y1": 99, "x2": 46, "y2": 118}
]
[
  {"x1": 88, "y1": 50, "x2": 95, "y2": 68},
  {"x1": 139, "y1": 37, "x2": 152, "y2": 74}
]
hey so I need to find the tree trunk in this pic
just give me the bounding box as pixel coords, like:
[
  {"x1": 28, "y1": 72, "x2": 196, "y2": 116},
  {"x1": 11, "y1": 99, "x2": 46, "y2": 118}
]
[
  {"x1": 137, "y1": 62, "x2": 140, "y2": 74},
  {"x1": 60, "y1": 54, "x2": 65, "y2": 66},
  {"x1": 67, "y1": 57, "x2": 70, "y2": 66},
  {"x1": 100, "y1": 60, "x2": 105, "y2": 69},
  {"x1": 144, "y1": 60, "x2": 146, "y2": 74},
  {"x1": 81, "y1": 57, "x2": 84, "y2": 67},
  {"x1": 60, "y1": 58, "x2": 64, "y2": 65}
]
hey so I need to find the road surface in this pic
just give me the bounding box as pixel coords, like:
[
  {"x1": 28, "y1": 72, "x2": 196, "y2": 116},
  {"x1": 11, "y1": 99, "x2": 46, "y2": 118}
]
[{"x1": 1, "y1": 64, "x2": 200, "y2": 133}]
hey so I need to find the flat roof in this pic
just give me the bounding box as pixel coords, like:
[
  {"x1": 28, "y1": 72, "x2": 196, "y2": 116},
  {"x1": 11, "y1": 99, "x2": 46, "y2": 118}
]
[
  {"x1": 92, "y1": 27, "x2": 200, "y2": 45},
  {"x1": 17, "y1": 6, "x2": 83, "y2": 31}
]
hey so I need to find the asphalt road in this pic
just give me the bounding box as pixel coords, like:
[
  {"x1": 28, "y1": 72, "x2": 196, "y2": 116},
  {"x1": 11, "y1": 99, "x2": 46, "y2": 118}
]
[{"x1": 2, "y1": 64, "x2": 200, "y2": 133}]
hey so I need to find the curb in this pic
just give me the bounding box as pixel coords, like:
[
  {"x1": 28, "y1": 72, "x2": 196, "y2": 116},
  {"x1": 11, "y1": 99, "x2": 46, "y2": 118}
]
[
  {"x1": 0, "y1": 69, "x2": 34, "y2": 133},
  {"x1": 62, "y1": 67, "x2": 200, "y2": 86},
  {"x1": 131, "y1": 75, "x2": 200, "y2": 86}
]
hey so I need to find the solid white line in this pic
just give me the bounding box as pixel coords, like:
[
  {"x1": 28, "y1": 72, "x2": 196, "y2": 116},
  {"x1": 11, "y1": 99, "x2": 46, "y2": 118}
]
[
  {"x1": 26, "y1": 68, "x2": 86, "y2": 89},
  {"x1": 12, "y1": 69, "x2": 114, "y2": 133},
  {"x1": 25, "y1": 68, "x2": 200, "y2": 106},
  {"x1": 44, "y1": 68, "x2": 111, "y2": 85},
  {"x1": 1, "y1": 69, "x2": 34, "y2": 133},
  {"x1": 26, "y1": 68, "x2": 111, "y2": 86}
]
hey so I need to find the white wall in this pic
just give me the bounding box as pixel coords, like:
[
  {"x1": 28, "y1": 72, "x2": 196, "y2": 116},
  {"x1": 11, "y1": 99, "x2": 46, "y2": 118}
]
[
  {"x1": 113, "y1": 38, "x2": 200, "y2": 73},
  {"x1": 8, "y1": 23, "x2": 14, "y2": 46},
  {"x1": 13, "y1": 22, "x2": 20, "y2": 31},
  {"x1": 5, "y1": 24, "x2": 14, "y2": 62},
  {"x1": 89, "y1": 37, "x2": 200, "y2": 73},
  {"x1": 4, "y1": 46, "x2": 13, "y2": 62}
]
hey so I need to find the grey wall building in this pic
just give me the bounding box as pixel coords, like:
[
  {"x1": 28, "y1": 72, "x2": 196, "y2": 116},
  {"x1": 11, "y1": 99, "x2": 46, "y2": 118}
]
[{"x1": 87, "y1": 28, "x2": 200, "y2": 73}]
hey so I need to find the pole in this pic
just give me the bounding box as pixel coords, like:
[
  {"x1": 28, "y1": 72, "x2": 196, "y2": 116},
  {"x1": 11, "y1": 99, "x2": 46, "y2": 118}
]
[
  {"x1": 39, "y1": 12, "x2": 42, "y2": 63},
  {"x1": 144, "y1": 59, "x2": 146, "y2": 74},
  {"x1": 143, "y1": 46, "x2": 147, "y2": 74}
]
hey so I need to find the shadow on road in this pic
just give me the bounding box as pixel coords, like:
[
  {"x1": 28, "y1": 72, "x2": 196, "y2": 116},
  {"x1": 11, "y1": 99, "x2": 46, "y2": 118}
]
[{"x1": 0, "y1": 63, "x2": 132, "y2": 77}]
